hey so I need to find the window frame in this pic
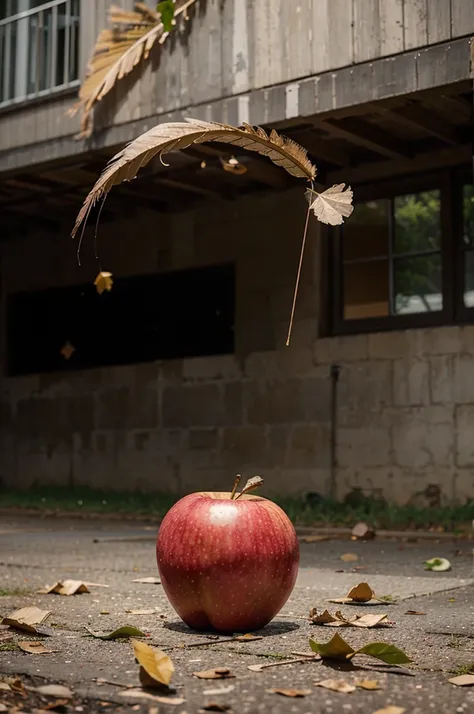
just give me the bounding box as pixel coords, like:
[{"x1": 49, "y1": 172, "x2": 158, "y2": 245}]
[{"x1": 329, "y1": 168, "x2": 471, "y2": 336}]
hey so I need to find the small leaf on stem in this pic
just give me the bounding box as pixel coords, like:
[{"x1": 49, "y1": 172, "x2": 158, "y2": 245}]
[{"x1": 234, "y1": 475, "x2": 264, "y2": 499}]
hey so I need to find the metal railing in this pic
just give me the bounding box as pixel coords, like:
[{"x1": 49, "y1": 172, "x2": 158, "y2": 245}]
[{"x1": 0, "y1": 0, "x2": 80, "y2": 107}]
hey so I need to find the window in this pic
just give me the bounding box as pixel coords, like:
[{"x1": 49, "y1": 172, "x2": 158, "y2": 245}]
[
  {"x1": 0, "y1": 0, "x2": 79, "y2": 106},
  {"x1": 7, "y1": 265, "x2": 236, "y2": 376},
  {"x1": 330, "y1": 171, "x2": 473, "y2": 333}
]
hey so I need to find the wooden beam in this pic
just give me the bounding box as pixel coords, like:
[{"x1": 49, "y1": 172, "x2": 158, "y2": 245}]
[
  {"x1": 155, "y1": 177, "x2": 224, "y2": 199},
  {"x1": 385, "y1": 102, "x2": 463, "y2": 145},
  {"x1": 327, "y1": 144, "x2": 471, "y2": 185},
  {"x1": 287, "y1": 130, "x2": 351, "y2": 166},
  {"x1": 321, "y1": 117, "x2": 411, "y2": 159}
]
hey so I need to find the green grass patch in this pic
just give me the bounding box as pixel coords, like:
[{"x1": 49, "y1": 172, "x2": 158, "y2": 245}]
[
  {"x1": 0, "y1": 588, "x2": 31, "y2": 597},
  {"x1": 451, "y1": 662, "x2": 474, "y2": 676},
  {"x1": 0, "y1": 642, "x2": 18, "y2": 652},
  {"x1": 1, "y1": 486, "x2": 473, "y2": 532}
]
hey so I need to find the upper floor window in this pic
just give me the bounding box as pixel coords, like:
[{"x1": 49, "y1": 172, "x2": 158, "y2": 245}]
[
  {"x1": 0, "y1": 0, "x2": 79, "y2": 106},
  {"x1": 329, "y1": 170, "x2": 473, "y2": 333}
]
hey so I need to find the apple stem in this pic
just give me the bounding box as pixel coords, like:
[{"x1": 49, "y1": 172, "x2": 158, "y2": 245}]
[
  {"x1": 230, "y1": 474, "x2": 242, "y2": 500},
  {"x1": 234, "y1": 475, "x2": 264, "y2": 500}
]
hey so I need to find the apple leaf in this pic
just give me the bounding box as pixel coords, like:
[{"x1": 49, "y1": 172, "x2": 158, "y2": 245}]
[
  {"x1": 309, "y1": 633, "x2": 355, "y2": 659},
  {"x1": 448, "y1": 674, "x2": 474, "y2": 686},
  {"x1": 133, "y1": 639, "x2": 174, "y2": 686},
  {"x1": 234, "y1": 475, "x2": 264, "y2": 499},
  {"x1": 86, "y1": 626, "x2": 147, "y2": 640},
  {"x1": 314, "y1": 679, "x2": 355, "y2": 693},
  {"x1": 424, "y1": 557, "x2": 451, "y2": 572},
  {"x1": 267, "y1": 688, "x2": 311, "y2": 697},
  {"x1": 355, "y1": 642, "x2": 411, "y2": 665}
]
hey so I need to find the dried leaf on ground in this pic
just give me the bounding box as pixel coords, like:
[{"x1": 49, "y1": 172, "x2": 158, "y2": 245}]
[
  {"x1": 201, "y1": 704, "x2": 232, "y2": 712},
  {"x1": 404, "y1": 610, "x2": 426, "y2": 616},
  {"x1": 125, "y1": 609, "x2": 157, "y2": 616},
  {"x1": 34, "y1": 685, "x2": 73, "y2": 698},
  {"x1": 268, "y1": 688, "x2": 311, "y2": 697},
  {"x1": 247, "y1": 655, "x2": 320, "y2": 672},
  {"x1": 347, "y1": 582, "x2": 375, "y2": 602},
  {"x1": 340, "y1": 553, "x2": 359, "y2": 563},
  {"x1": 193, "y1": 668, "x2": 235, "y2": 680},
  {"x1": 310, "y1": 608, "x2": 388, "y2": 628},
  {"x1": 132, "y1": 577, "x2": 161, "y2": 584},
  {"x1": 2, "y1": 607, "x2": 52, "y2": 633},
  {"x1": 355, "y1": 679, "x2": 380, "y2": 690},
  {"x1": 310, "y1": 633, "x2": 355, "y2": 660},
  {"x1": 351, "y1": 522, "x2": 376, "y2": 540},
  {"x1": 448, "y1": 674, "x2": 474, "y2": 686},
  {"x1": 233, "y1": 634, "x2": 263, "y2": 642},
  {"x1": 309, "y1": 608, "x2": 338, "y2": 624},
  {"x1": 307, "y1": 184, "x2": 354, "y2": 225},
  {"x1": 300, "y1": 535, "x2": 329, "y2": 543},
  {"x1": 424, "y1": 557, "x2": 451, "y2": 572},
  {"x1": 94, "y1": 271, "x2": 113, "y2": 295},
  {"x1": 39, "y1": 580, "x2": 90, "y2": 596},
  {"x1": 349, "y1": 614, "x2": 389, "y2": 629},
  {"x1": 86, "y1": 626, "x2": 147, "y2": 640},
  {"x1": 42, "y1": 698, "x2": 70, "y2": 711},
  {"x1": 83, "y1": 581, "x2": 109, "y2": 588},
  {"x1": 118, "y1": 689, "x2": 185, "y2": 705},
  {"x1": 372, "y1": 707, "x2": 406, "y2": 714},
  {"x1": 315, "y1": 679, "x2": 356, "y2": 693},
  {"x1": 202, "y1": 685, "x2": 235, "y2": 696},
  {"x1": 18, "y1": 641, "x2": 52, "y2": 655},
  {"x1": 0, "y1": 683, "x2": 11, "y2": 691},
  {"x1": 133, "y1": 639, "x2": 174, "y2": 687}
]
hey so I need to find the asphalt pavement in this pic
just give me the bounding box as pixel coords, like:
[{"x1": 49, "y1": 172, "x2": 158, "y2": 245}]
[{"x1": 0, "y1": 514, "x2": 473, "y2": 713}]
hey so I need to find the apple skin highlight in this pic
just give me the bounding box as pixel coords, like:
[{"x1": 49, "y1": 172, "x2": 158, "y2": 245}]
[{"x1": 156, "y1": 492, "x2": 300, "y2": 632}]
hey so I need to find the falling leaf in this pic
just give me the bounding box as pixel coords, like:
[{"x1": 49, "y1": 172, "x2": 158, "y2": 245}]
[
  {"x1": 2, "y1": 607, "x2": 52, "y2": 633},
  {"x1": 133, "y1": 639, "x2": 174, "y2": 687},
  {"x1": 404, "y1": 610, "x2": 426, "y2": 616},
  {"x1": 201, "y1": 704, "x2": 232, "y2": 712},
  {"x1": 119, "y1": 689, "x2": 185, "y2": 705},
  {"x1": 314, "y1": 679, "x2": 356, "y2": 693},
  {"x1": 340, "y1": 553, "x2": 359, "y2": 562},
  {"x1": 18, "y1": 641, "x2": 52, "y2": 655},
  {"x1": 39, "y1": 580, "x2": 90, "y2": 596},
  {"x1": 234, "y1": 475, "x2": 264, "y2": 499},
  {"x1": 268, "y1": 688, "x2": 311, "y2": 697},
  {"x1": 424, "y1": 557, "x2": 451, "y2": 572},
  {"x1": 94, "y1": 271, "x2": 113, "y2": 295},
  {"x1": 310, "y1": 633, "x2": 355, "y2": 660},
  {"x1": 356, "y1": 642, "x2": 411, "y2": 665},
  {"x1": 300, "y1": 534, "x2": 330, "y2": 543},
  {"x1": 372, "y1": 707, "x2": 406, "y2": 714},
  {"x1": 351, "y1": 522, "x2": 375, "y2": 540},
  {"x1": 193, "y1": 668, "x2": 235, "y2": 680},
  {"x1": 132, "y1": 577, "x2": 161, "y2": 584},
  {"x1": 356, "y1": 679, "x2": 380, "y2": 690},
  {"x1": 448, "y1": 674, "x2": 474, "y2": 686},
  {"x1": 60, "y1": 341, "x2": 76, "y2": 360},
  {"x1": 307, "y1": 184, "x2": 354, "y2": 225},
  {"x1": 34, "y1": 685, "x2": 73, "y2": 698},
  {"x1": 86, "y1": 626, "x2": 147, "y2": 640},
  {"x1": 202, "y1": 685, "x2": 235, "y2": 696}
]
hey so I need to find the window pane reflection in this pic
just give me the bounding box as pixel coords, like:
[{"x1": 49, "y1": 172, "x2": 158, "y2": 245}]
[
  {"x1": 394, "y1": 255, "x2": 442, "y2": 314},
  {"x1": 394, "y1": 191, "x2": 441, "y2": 254},
  {"x1": 343, "y1": 259, "x2": 389, "y2": 320}
]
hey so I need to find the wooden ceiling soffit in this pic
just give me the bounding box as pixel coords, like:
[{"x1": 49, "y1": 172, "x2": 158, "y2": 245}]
[{"x1": 321, "y1": 117, "x2": 410, "y2": 159}]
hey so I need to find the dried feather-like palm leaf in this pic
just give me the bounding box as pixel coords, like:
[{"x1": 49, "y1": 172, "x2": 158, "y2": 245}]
[
  {"x1": 68, "y1": 1, "x2": 197, "y2": 139},
  {"x1": 71, "y1": 119, "x2": 317, "y2": 238}
]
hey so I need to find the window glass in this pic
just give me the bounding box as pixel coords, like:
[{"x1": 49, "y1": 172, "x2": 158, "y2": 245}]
[{"x1": 463, "y1": 184, "x2": 474, "y2": 307}]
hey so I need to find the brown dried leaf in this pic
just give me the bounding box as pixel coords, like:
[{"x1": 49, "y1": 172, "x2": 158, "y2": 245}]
[
  {"x1": 72, "y1": 122, "x2": 317, "y2": 239},
  {"x1": 39, "y1": 580, "x2": 90, "y2": 596},
  {"x1": 2, "y1": 607, "x2": 52, "y2": 633},
  {"x1": 233, "y1": 634, "x2": 263, "y2": 642},
  {"x1": 314, "y1": 679, "x2": 356, "y2": 693},
  {"x1": 340, "y1": 553, "x2": 359, "y2": 563},
  {"x1": 347, "y1": 582, "x2": 374, "y2": 602},
  {"x1": 268, "y1": 688, "x2": 311, "y2": 698},
  {"x1": 308, "y1": 184, "x2": 354, "y2": 226},
  {"x1": 372, "y1": 707, "x2": 406, "y2": 714},
  {"x1": 193, "y1": 668, "x2": 235, "y2": 680},
  {"x1": 247, "y1": 655, "x2": 320, "y2": 672},
  {"x1": 351, "y1": 522, "x2": 376, "y2": 540},
  {"x1": 42, "y1": 699, "x2": 70, "y2": 711},
  {"x1": 350, "y1": 613, "x2": 388, "y2": 628},
  {"x1": 132, "y1": 577, "x2": 161, "y2": 584},
  {"x1": 234, "y1": 475, "x2": 264, "y2": 499},
  {"x1": 201, "y1": 704, "x2": 232, "y2": 712},
  {"x1": 125, "y1": 609, "x2": 156, "y2": 615},
  {"x1": 404, "y1": 610, "x2": 426, "y2": 616},
  {"x1": 118, "y1": 689, "x2": 185, "y2": 705},
  {"x1": 34, "y1": 685, "x2": 73, "y2": 698},
  {"x1": 309, "y1": 608, "x2": 338, "y2": 625},
  {"x1": 355, "y1": 679, "x2": 380, "y2": 690},
  {"x1": 448, "y1": 674, "x2": 474, "y2": 686},
  {"x1": 94, "y1": 271, "x2": 114, "y2": 295},
  {"x1": 59, "y1": 341, "x2": 76, "y2": 360},
  {"x1": 18, "y1": 641, "x2": 52, "y2": 655},
  {"x1": 132, "y1": 639, "x2": 174, "y2": 687}
]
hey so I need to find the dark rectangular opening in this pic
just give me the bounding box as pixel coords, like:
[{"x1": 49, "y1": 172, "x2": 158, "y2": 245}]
[{"x1": 7, "y1": 264, "x2": 235, "y2": 376}]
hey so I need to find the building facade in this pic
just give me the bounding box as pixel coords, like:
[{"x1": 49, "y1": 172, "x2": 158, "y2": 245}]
[{"x1": 0, "y1": 0, "x2": 473, "y2": 504}]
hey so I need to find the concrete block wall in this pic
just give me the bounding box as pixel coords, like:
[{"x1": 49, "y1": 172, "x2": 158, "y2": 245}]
[{"x1": 1, "y1": 188, "x2": 473, "y2": 503}]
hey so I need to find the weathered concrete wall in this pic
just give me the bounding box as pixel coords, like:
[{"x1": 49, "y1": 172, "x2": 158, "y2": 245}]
[{"x1": 1, "y1": 188, "x2": 474, "y2": 504}]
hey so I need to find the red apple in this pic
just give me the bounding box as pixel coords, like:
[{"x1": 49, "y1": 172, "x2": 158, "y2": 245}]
[{"x1": 156, "y1": 491, "x2": 299, "y2": 632}]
